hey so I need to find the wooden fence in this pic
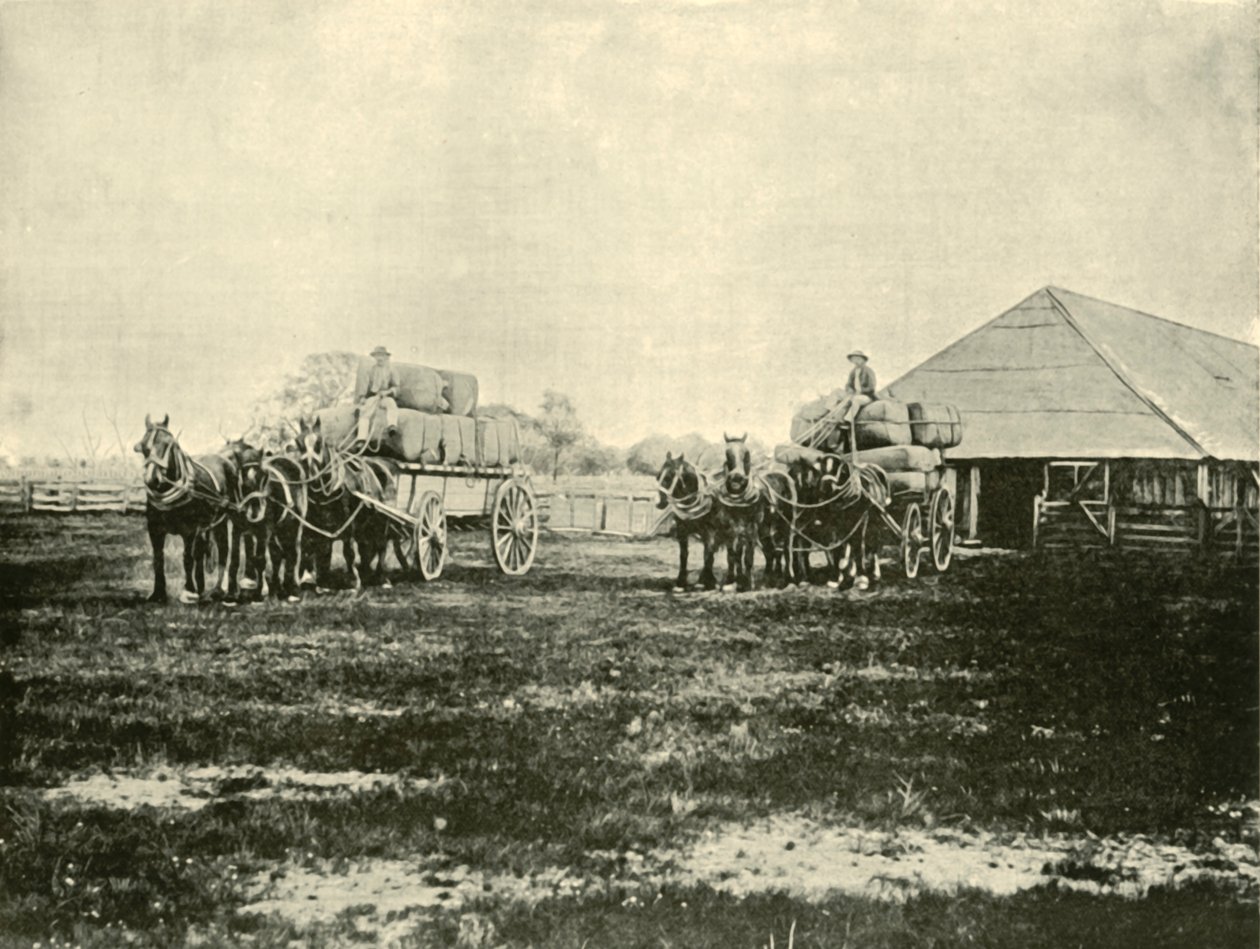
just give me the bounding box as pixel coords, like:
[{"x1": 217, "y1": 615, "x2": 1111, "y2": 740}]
[
  {"x1": 0, "y1": 477, "x2": 669, "y2": 538},
  {"x1": 538, "y1": 492, "x2": 669, "y2": 538},
  {"x1": 0, "y1": 476, "x2": 148, "y2": 513},
  {"x1": 1034, "y1": 496, "x2": 1259, "y2": 562}
]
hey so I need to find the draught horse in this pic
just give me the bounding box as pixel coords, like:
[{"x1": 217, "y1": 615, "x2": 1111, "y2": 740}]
[
  {"x1": 295, "y1": 416, "x2": 403, "y2": 592},
  {"x1": 225, "y1": 438, "x2": 308, "y2": 602},
  {"x1": 134, "y1": 415, "x2": 243, "y2": 604},
  {"x1": 792, "y1": 453, "x2": 888, "y2": 590},
  {"x1": 656, "y1": 452, "x2": 718, "y2": 592},
  {"x1": 709, "y1": 434, "x2": 764, "y2": 592}
]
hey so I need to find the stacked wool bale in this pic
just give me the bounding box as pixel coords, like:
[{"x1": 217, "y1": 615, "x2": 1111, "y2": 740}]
[
  {"x1": 784, "y1": 394, "x2": 962, "y2": 494},
  {"x1": 316, "y1": 357, "x2": 520, "y2": 467}
]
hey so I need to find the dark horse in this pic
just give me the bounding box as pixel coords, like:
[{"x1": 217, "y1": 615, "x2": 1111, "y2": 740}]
[
  {"x1": 656, "y1": 451, "x2": 718, "y2": 592},
  {"x1": 295, "y1": 416, "x2": 402, "y2": 592},
  {"x1": 134, "y1": 415, "x2": 243, "y2": 604},
  {"x1": 225, "y1": 438, "x2": 308, "y2": 602},
  {"x1": 790, "y1": 453, "x2": 887, "y2": 591},
  {"x1": 711, "y1": 433, "x2": 764, "y2": 592}
]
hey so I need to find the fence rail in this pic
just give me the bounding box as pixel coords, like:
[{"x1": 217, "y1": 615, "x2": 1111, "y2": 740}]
[
  {"x1": 0, "y1": 477, "x2": 148, "y2": 514},
  {"x1": 538, "y1": 492, "x2": 668, "y2": 538},
  {"x1": 1, "y1": 477, "x2": 669, "y2": 538}
]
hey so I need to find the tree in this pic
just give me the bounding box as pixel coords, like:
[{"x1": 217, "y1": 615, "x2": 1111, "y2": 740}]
[
  {"x1": 537, "y1": 390, "x2": 583, "y2": 482},
  {"x1": 246, "y1": 351, "x2": 361, "y2": 450}
]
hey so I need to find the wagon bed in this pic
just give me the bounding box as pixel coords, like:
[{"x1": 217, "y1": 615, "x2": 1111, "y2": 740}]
[{"x1": 352, "y1": 460, "x2": 540, "y2": 580}]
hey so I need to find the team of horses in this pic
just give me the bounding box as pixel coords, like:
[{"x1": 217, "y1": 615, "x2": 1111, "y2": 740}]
[
  {"x1": 655, "y1": 433, "x2": 891, "y2": 593},
  {"x1": 133, "y1": 416, "x2": 888, "y2": 604},
  {"x1": 134, "y1": 414, "x2": 407, "y2": 604}
]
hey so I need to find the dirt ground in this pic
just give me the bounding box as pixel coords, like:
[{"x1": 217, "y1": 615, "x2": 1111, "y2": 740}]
[{"x1": 0, "y1": 513, "x2": 1256, "y2": 947}]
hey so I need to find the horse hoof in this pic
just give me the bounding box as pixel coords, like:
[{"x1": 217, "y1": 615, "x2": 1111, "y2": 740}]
[
  {"x1": 286, "y1": 594, "x2": 301, "y2": 604},
  {"x1": 178, "y1": 590, "x2": 199, "y2": 605},
  {"x1": 315, "y1": 586, "x2": 331, "y2": 596},
  {"x1": 855, "y1": 576, "x2": 870, "y2": 591},
  {"x1": 147, "y1": 592, "x2": 167, "y2": 604},
  {"x1": 239, "y1": 577, "x2": 259, "y2": 591},
  {"x1": 671, "y1": 585, "x2": 687, "y2": 594},
  {"x1": 381, "y1": 579, "x2": 393, "y2": 591},
  {"x1": 721, "y1": 583, "x2": 737, "y2": 593},
  {"x1": 826, "y1": 580, "x2": 841, "y2": 589},
  {"x1": 299, "y1": 571, "x2": 317, "y2": 587}
]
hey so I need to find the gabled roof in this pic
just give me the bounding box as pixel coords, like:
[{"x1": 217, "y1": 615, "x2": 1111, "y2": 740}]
[{"x1": 882, "y1": 287, "x2": 1259, "y2": 462}]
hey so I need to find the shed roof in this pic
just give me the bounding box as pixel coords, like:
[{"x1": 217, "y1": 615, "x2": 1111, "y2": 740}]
[{"x1": 882, "y1": 287, "x2": 1259, "y2": 462}]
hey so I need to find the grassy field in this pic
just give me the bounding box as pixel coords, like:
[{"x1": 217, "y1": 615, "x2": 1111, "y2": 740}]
[{"x1": 0, "y1": 513, "x2": 1256, "y2": 947}]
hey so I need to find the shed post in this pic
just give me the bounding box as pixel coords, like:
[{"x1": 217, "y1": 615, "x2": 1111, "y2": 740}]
[{"x1": 966, "y1": 465, "x2": 980, "y2": 542}]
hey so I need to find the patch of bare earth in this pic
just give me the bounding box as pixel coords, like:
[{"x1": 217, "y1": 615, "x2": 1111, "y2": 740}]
[
  {"x1": 663, "y1": 815, "x2": 1260, "y2": 902},
  {"x1": 42, "y1": 766, "x2": 443, "y2": 812},
  {"x1": 231, "y1": 813, "x2": 1258, "y2": 941}
]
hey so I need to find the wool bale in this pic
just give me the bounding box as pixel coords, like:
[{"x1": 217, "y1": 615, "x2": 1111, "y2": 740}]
[
  {"x1": 774, "y1": 443, "x2": 828, "y2": 467},
  {"x1": 439, "y1": 370, "x2": 479, "y2": 417},
  {"x1": 315, "y1": 406, "x2": 364, "y2": 451},
  {"x1": 852, "y1": 445, "x2": 941, "y2": 472},
  {"x1": 790, "y1": 398, "x2": 844, "y2": 450},
  {"x1": 885, "y1": 471, "x2": 927, "y2": 495},
  {"x1": 386, "y1": 410, "x2": 443, "y2": 463},
  {"x1": 907, "y1": 402, "x2": 963, "y2": 450},
  {"x1": 354, "y1": 358, "x2": 449, "y2": 413},
  {"x1": 853, "y1": 400, "x2": 912, "y2": 450},
  {"x1": 477, "y1": 417, "x2": 502, "y2": 466},
  {"x1": 440, "y1": 415, "x2": 478, "y2": 464}
]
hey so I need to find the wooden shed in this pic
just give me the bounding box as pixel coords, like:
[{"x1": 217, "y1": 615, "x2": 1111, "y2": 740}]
[{"x1": 883, "y1": 287, "x2": 1259, "y2": 559}]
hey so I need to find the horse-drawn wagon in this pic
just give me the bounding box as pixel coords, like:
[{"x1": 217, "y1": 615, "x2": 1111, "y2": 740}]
[
  {"x1": 769, "y1": 397, "x2": 962, "y2": 585},
  {"x1": 308, "y1": 360, "x2": 541, "y2": 582},
  {"x1": 363, "y1": 458, "x2": 540, "y2": 581}
]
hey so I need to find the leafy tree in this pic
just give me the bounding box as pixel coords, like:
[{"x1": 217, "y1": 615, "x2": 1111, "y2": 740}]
[
  {"x1": 570, "y1": 436, "x2": 626, "y2": 476},
  {"x1": 537, "y1": 390, "x2": 583, "y2": 482},
  {"x1": 246, "y1": 351, "x2": 360, "y2": 450}
]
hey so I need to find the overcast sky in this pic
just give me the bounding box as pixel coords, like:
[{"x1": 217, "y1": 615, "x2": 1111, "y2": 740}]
[{"x1": 1, "y1": 0, "x2": 1255, "y2": 458}]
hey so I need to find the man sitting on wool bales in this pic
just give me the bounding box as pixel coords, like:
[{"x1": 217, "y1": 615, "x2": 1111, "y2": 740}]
[
  {"x1": 835, "y1": 350, "x2": 877, "y2": 424},
  {"x1": 355, "y1": 345, "x2": 401, "y2": 444}
]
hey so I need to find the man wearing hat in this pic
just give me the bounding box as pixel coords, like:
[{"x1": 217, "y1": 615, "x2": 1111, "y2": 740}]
[
  {"x1": 355, "y1": 345, "x2": 402, "y2": 443},
  {"x1": 835, "y1": 350, "x2": 877, "y2": 428}
]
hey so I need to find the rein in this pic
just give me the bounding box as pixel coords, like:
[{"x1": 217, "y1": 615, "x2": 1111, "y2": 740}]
[
  {"x1": 144, "y1": 437, "x2": 233, "y2": 519},
  {"x1": 657, "y1": 466, "x2": 713, "y2": 522}
]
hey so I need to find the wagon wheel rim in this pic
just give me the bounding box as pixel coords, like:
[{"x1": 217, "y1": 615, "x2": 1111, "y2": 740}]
[
  {"x1": 413, "y1": 491, "x2": 447, "y2": 581},
  {"x1": 901, "y1": 502, "x2": 922, "y2": 579},
  {"x1": 930, "y1": 488, "x2": 954, "y2": 572},
  {"x1": 492, "y1": 479, "x2": 539, "y2": 576}
]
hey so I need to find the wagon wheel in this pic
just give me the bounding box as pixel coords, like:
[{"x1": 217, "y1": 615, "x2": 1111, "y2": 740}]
[
  {"x1": 410, "y1": 491, "x2": 447, "y2": 581},
  {"x1": 492, "y1": 478, "x2": 539, "y2": 576},
  {"x1": 929, "y1": 487, "x2": 955, "y2": 573},
  {"x1": 901, "y1": 501, "x2": 924, "y2": 579}
]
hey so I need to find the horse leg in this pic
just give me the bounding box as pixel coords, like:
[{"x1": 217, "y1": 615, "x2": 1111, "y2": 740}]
[
  {"x1": 673, "y1": 533, "x2": 689, "y2": 592},
  {"x1": 722, "y1": 541, "x2": 738, "y2": 593},
  {"x1": 220, "y1": 520, "x2": 240, "y2": 601},
  {"x1": 315, "y1": 542, "x2": 333, "y2": 595},
  {"x1": 146, "y1": 519, "x2": 168, "y2": 603},
  {"x1": 854, "y1": 524, "x2": 871, "y2": 591},
  {"x1": 742, "y1": 535, "x2": 756, "y2": 592},
  {"x1": 700, "y1": 539, "x2": 717, "y2": 591},
  {"x1": 181, "y1": 531, "x2": 201, "y2": 605}
]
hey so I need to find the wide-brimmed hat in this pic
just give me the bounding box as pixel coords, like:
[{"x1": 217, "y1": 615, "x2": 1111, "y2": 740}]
[
  {"x1": 371, "y1": 345, "x2": 391, "y2": 357},
  {"x1": 847, "y1": 350, "x2": 869, "y2": 361}
]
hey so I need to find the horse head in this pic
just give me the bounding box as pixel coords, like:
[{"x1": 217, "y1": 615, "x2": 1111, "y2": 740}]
[
  {"x1": 722, "y1": 432, "x2": 751, "y2": 495},
  {"x1": 134, "y1": 414, "x2": 176, "y2": 490},
  {"x1": 223, "y1": 437, "x2": 267, "y2": 521},
  {"x1": 788, "y1": 456, "x2": 823, "y2": 504},
  {"x1": 656, "y1": 451, "x2": 700, "y2": 510}
]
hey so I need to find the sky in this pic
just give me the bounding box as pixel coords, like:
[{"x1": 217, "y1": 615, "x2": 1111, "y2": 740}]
[{"x1": 1, "y1": 0, "x2": 1256, "y2": 459}]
